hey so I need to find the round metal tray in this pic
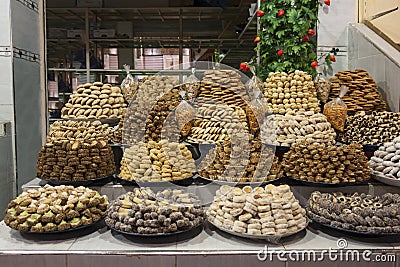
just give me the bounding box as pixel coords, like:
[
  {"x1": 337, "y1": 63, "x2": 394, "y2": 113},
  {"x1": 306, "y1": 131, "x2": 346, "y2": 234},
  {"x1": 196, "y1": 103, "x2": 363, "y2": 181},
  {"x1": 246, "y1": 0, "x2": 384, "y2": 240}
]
[
  {"x1": 114, "y1": 175, "x2": 195, "y2": 187},
  {"x1": 286, "y1": 176, "x2": 371, "y2": 187},
  {"x1": 40, "y1": 174, "x2": 114, "y2": 186},
  {"x1": 110, "y1": 222, "x2": 203, "y2": 237},
  {"x1": 19, "y1": 219, "x2": 103, "y2": 235},
  {"x1": 310, "y1": 218, "x2": 400, "y2": 237},
  {"x1": 208, "y1": 218, "x2": 308, "y2": 241},
  {"x1": 372, "y1": 171, "x2": 400, "y2": 187},
  {"x1": 196, "y1": 175, "x2": 281, "y2": 187}
]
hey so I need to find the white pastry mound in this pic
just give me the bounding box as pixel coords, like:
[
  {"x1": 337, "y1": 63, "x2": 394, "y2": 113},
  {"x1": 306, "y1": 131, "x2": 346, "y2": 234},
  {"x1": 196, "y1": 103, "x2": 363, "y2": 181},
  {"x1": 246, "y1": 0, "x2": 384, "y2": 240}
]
[
  {"x1": 369, "y1": 136, "x2": 400, "y2": 179},
  {"x1": 207, "y1": 184, "x2": 307, "y2": 237}
]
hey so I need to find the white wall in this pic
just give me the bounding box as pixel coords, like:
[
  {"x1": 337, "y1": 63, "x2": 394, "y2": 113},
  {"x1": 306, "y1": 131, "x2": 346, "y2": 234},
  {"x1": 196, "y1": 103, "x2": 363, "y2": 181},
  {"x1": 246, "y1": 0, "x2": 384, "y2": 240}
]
[
  {"x1": 349, "y1": 24, "x2": 400, "y2": 112},
  {"x1": 317, "y1": 0, "x2": 358, "y2": 74},
  {"x1": 0, "y1": 0, "x2": 14, "y2": 122}
]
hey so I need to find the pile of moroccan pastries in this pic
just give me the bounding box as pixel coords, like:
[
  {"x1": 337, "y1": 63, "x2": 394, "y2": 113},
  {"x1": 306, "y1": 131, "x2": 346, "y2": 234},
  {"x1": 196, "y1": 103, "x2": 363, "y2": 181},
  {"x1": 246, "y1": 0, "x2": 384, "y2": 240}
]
[
  {"x1": 47, "y1": 120, "x2": 110, "y2": 142},
  {"x1": 198, "y1": 136, "x2": 283, "y2": 183},
  {"x1": 207, "y1": 184, "x2": 307, "y2": 236},
  {"x1": 105, "y1": 188, "x2": 204, "y2": 234},
  {"x1": 328, "y1": 69, "x2": 387, "y2": 113},
  {"x1": 369, "y1": 136, "x2": 400, "y2": 179},
  {"x1": 122, "y1": 76, "x2": 180, "y2": 144},
  {"x1": 118, "y1": 140, "x2": 196, "y2": 182},
  {"x1": 283, "y1": 142, "x2": 371, "y2": 184},
  {"x1": 261, "y1": 110, "x2": 336, "y2": 147},
  {"x1": 4, "y1": 185, "x2": 108, "y2": 232},
  {"x1": 308, "y1": 191, "x2": 400, "y2": 233},
  {"x1": 61, "y1": 82, "x2": 126, "y2": 119},
  {"x1": 37, "y1": 139, "x2": 115, "y2": 181},
  {"x1": 338, "y1": 111, "x2": 400, "y2": 146},
  {"x1": 262, "y1": 70, "x2": 320, "y2": 115}
]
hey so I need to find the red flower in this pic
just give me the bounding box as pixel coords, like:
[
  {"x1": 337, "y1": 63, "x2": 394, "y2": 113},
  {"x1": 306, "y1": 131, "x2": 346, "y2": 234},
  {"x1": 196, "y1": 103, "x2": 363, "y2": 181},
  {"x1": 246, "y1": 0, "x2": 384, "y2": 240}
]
[
  {"x1": 311, "y1": 61, "x2": 318, "y2": 68},
  {"x1": 277, "y1": 50, "x2": 284, "y2": 57},
  {"x1": 302, "y1": 35, "x2": 310, "y2": 42},
  {"x1": 256, "y1": 10, "x2": 265, "y2": 17}
]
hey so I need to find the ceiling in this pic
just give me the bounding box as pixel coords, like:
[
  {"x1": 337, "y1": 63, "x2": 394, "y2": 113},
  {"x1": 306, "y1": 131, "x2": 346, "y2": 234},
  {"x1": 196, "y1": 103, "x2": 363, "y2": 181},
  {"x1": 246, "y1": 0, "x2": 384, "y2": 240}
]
[{"x1": 46, "y1": 0, "x2": 257, "y2": 67}]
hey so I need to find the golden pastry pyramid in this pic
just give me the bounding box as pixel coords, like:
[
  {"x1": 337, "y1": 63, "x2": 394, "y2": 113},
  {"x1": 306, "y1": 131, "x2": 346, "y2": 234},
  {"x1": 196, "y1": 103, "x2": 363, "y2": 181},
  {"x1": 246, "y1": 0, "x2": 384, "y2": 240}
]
[{"x1": 328, "y1": 69, "x2": 387, "y2": 113}]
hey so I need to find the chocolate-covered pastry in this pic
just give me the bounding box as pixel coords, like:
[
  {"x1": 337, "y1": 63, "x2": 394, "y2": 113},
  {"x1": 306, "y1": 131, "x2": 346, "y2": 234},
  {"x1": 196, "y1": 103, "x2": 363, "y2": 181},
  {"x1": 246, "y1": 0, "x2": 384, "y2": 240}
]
[
  {"x1": 308, "y1": 191, "x2": 400, "y2": 234},
  {"x1": 105, "y1": 188, "x2": 204, "y2": 234}
]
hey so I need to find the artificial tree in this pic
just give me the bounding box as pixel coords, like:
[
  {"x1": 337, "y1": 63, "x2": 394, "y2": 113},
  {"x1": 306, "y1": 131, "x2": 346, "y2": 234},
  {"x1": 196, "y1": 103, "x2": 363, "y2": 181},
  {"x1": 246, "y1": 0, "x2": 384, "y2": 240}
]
[{"x1": 254, "y1": 0, "x2": 327, "y2": 79}]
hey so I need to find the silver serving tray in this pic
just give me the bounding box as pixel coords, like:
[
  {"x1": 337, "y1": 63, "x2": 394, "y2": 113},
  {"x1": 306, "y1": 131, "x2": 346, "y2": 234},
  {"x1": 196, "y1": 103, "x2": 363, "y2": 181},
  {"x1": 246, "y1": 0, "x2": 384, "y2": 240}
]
[
  {"x1": 208, "y1": 218, "x2": 308, "y2": 241},
  {"x1": 372, "y1": 171, "x2": 400, "y2": 187}
]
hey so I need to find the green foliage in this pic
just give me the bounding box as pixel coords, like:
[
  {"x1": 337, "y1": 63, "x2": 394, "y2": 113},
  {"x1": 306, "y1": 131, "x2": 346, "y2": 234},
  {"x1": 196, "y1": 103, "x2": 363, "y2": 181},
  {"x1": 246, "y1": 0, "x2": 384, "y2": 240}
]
[{"x1": 255, "y1": 0, "x2": 319, "y2": 80}]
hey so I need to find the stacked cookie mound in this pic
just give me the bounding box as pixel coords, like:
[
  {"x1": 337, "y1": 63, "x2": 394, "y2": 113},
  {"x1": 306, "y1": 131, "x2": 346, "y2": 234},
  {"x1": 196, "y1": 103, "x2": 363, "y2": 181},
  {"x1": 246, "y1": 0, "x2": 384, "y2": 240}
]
[
  {"x1": 369, "y1": 136, "x2": 400, "y2": 179},
  {"x1": 338, "y1": 111, "x2": 400, "y2": 146},
  {"x1": 262, "y1": 70, "x2": 320, "y2": 115},
  {"x1": 118, "y1": 140, "x2": 196, "y2": 182},
  {"x1": 187, "y1": 103, "x2": 248, "y2": 144},
  {"x1": 105, "y1": 188, "x2": 204, "y2": 234},
  {"x1": 47, "y1": 120, "x2": 110, "y2": 142},
  {"x1": 123, "y1": 76, "x2": 180, "y2": 144},
  {"x1": 37, "y1": 120, "x2": 115, "y2": 181},
  {"x1": 201, "y1": 70, "x2": 248, "y2": 105},
  {"x1": 308, "y1": 191, "x2": 400, "y2": 234},
  {"x1": 283, "y1": 142, "x2": 371, "y2": 184},
  {"x1": 4, "y1": 185, "x2": 108, "y2": 233},
  {"x1": 261, "y1": 110, "x2": 336, "y2": 147},
  {"x1": 198, "y1": 136, "x2": 282, "y2": 183},
  {"x1": 328, "y1": 69, "x2": 387, "y2": 113},
  {"x1": 61, "y1": 82, "x2": 126, "y2": 119},
  {"x1": 186, "y1": 70, "x2": 263, "y2": 143},
  {"x1": 207, "y1": 185, "x2": 307, "y2": 236}
]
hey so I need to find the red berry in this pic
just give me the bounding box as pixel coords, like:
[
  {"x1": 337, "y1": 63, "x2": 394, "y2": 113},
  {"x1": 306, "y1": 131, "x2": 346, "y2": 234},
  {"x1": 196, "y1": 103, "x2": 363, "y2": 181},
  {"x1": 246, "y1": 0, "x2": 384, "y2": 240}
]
[
  {"x1": 330, "y1": 55, "x2": 336, "y2": 62},
  {"x1": 254, "y1": 36, "x2": 261, "y2": 43},
  {"x1": 277, "y1": 50, "x2": 284, "y2": 57},
  {"x1": 277, "y1": 9, "x2": 285, "y2": 17},
  {"x1": 302, "y1": 35, "x2": 310, "y2": 42},
  {"x1": 311, "y1": 61, "x2": 318, "y2": 68},
  {"x1": 324, "y1": 0, "x2": 330, "y2": 6},
  {"x1": 256, "y1": 10, "x2": 265, "y2": 17},
  {"x1": 308, "y1": 29, "x2": 315, "y2": 36}
]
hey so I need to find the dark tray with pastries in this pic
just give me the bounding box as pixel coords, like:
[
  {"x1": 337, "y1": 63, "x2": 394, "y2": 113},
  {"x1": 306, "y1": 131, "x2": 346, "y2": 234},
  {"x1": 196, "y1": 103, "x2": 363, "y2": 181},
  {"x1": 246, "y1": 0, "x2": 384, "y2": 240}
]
[
  {"x1": 110, "y1": 222, "x2": 203, "y2": 238},
  {"x1": 40, "y1": 174, "x2": 114, "y2": 186},
  {"x1": 307, "y1": 191, "x2": 400, "y2": 237},
  {"x1": 196, "y1": 175, "x2": 281, "y2": 187},
  {"x1": 19, "y1": 219, "x2": 104, "y2": 235},
  {"x1": 309, "y1": 217, "x2": 400, "y2": 238},
  {"x1": 286, "y1": 176, "x2": 371, "y2": 187},
  {"x1": 114, "y1": 175, "x2": 195, "y2": 187}
]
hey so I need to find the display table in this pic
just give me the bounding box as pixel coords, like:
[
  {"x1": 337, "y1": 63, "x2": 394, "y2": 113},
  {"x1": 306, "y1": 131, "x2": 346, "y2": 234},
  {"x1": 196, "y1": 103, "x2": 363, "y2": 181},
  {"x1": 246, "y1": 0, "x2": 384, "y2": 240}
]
[
  {"x1": 5, "y1": 178, "x2": 399, "y2": 266},
  {"x1": 0, "y1": 219, "x2": 399, "y2": 267}
]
